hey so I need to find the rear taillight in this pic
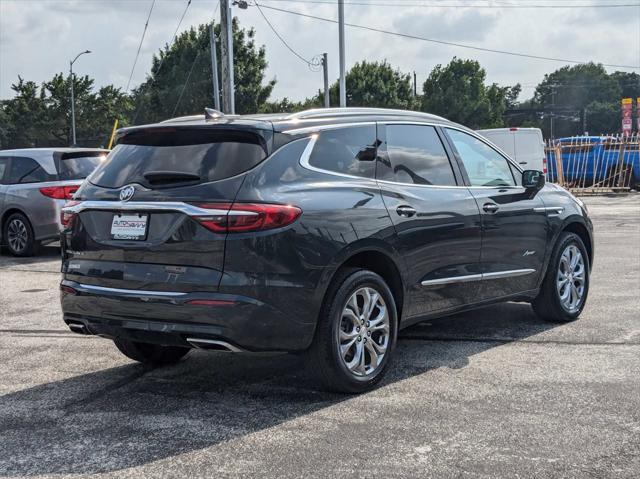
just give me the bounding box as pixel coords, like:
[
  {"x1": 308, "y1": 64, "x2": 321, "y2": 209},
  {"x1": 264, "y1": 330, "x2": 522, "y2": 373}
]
[
  {"x1": 39, "y1": 185, "x2": 79, "y2": 200},
  {"x1": 190, "y1": 202, "x2": 302, "y2": 233},
  {"x1": 60, "y1": 284, "x2": 77, "y2": 295},
  {"x1": 60, "y1": 201, "x2": 80, "y2": 229},
  {"x1": 543, "y1": 157, "x2": 548, "y2": 174}
]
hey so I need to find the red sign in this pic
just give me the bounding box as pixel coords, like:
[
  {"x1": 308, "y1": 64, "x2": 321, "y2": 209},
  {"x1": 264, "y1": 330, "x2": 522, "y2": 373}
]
[{"x1": 622, "y1": 98, "x2": 633, "y2": 135}]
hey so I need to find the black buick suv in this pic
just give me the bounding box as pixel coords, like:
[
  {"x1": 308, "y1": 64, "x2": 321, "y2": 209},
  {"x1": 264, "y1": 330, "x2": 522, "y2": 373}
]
[{"x1": 60, "y1": 108, "x2": 593, "y2": 393}]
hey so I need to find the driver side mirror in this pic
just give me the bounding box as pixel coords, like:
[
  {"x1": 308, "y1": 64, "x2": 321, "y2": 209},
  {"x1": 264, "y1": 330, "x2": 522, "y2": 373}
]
[{"x1": 522, "y1": 170, "x2": 545, "y2": 190}]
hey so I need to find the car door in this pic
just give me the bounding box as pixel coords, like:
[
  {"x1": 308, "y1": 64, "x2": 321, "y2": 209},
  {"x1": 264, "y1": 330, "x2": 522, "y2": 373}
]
[
  {"x1": 376, "y1": 123, "x2": 482, "y2": 319},
  {"x1": 443, "y1": 127, "x2": 548, "y2": 300},
  {"x1": 0, "y1": 157, "x2": 10, "y2": 221}
]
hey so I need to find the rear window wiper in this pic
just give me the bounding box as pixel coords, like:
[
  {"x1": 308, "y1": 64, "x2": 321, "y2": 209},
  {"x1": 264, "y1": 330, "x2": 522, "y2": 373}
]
[{"x1": 143, "y1": 171, "x2": 201, "y2": 185}]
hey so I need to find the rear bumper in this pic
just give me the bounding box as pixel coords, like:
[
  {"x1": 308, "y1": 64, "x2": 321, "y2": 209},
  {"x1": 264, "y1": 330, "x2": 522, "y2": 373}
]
[{"x1": 60, "y1": 280, "x2": 316, "y2": 352}]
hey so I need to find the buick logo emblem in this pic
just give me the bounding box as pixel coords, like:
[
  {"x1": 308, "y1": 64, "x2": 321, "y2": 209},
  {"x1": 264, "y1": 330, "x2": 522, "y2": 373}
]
[{"x1": 119, "y1": 185, "x2": 135, "y2": 202}]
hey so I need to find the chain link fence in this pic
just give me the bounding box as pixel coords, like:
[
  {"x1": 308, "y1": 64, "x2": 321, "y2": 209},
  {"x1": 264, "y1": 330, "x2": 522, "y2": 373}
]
[{"x1": 545, "y1": 134, "x2": 639, "y2": 194}]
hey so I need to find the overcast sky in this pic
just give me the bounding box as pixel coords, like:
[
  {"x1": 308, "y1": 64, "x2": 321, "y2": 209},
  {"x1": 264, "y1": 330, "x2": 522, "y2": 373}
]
[{"x1": 1, "y1": 0, "x2": 639, "y2": 105}]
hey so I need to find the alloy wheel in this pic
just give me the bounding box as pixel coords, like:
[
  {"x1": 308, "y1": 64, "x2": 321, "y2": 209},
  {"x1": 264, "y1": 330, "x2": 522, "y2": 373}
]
[
  {"x1": 556, "y1": 244, "x2": 586, "y2": 313},
  {"x1": 337, "y1": 286, "x2": 390, "y2": 377},
  {"x1": 7, "y1": 219, "x2": 28, "y2": 253}
]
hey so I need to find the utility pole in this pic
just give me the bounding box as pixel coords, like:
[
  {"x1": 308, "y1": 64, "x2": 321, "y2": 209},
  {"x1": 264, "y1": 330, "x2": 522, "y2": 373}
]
[
  {"x1": 209, "y1": 22, "x2": 221, "y2": 111},
  {"x1": 550, "y1": 84, "x2": 556, "y2": 139},
  {"x1": 338, "y1": 0, "x2": 346, "y2": 107},
  {"x1": 322, "y1": 53, "x2": 330, "y2": 108},
  {"x1": 583, "y1": 106, "x2": 588, "y2": 135},
  {"x1": 220, "y1": 0, "x2": 235, "y2": 114},
  {"x1": 69, "y1": 50, "x2": 91, "y2": 146},
  {"x1": 413, "y1": 71, "x2": 417, "y2": 97}
]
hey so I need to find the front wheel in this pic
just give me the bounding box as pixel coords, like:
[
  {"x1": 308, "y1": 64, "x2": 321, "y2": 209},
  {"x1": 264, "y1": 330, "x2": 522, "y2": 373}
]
[
  {"x1": 533, "y1": 232, "x2": 590, "y2": 322},
  {"x1": 306, "y1": 268, "x2": 398, "y2": 393},
  {"x1": 114, "y1": 338, "x2": 190, "y2": 366}
]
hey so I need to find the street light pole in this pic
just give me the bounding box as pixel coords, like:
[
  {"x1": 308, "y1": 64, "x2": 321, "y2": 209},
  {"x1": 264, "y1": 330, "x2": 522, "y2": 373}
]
[{"x1": 69, "y1": 50, "x2": 91, "y2": 146}]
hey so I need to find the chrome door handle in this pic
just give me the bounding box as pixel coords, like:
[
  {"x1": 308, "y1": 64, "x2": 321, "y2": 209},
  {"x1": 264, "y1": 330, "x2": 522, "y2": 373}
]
[
  {"x1": 396, "y1": 205, "x2": 417, "y2": 217},
  {"x1": 483, "y1": 203, "x2": 499, "y2": 213}
]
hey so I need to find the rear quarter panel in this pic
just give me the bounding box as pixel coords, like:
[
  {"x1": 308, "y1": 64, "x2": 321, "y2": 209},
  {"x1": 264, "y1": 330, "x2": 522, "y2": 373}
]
[{"x1": 223, "y1": 137, "x2": 399, "y2": 336}]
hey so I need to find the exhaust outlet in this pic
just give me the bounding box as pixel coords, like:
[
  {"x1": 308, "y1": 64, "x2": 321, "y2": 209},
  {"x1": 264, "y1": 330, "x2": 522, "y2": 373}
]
[
  {"x1": 67, "y1": 322, "x2": 88, "y2": 335},
  {"x1": 186, "y1": 338, "x2": 244, "y2": 352}
]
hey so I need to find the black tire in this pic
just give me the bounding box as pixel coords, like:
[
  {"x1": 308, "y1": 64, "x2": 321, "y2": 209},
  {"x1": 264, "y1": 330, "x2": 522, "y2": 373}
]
[
  {"x1": 113, "y1": 338, "x2": 190, "y2": 366},
  {"x1": 306, "y1": 268, "x2": 398, "y2": 394},
  {"x1": 532, "y1": 232, "x2": 590, "y2": 323},
  {"x1": 3, "y1": 212, "x2": 39, "y2": 257}
]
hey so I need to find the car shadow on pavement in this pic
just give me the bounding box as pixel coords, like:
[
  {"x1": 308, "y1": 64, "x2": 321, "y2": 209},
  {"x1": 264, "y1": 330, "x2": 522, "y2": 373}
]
[
  {"x1": 0, "y1": 245, "x2": 60, "y2": 266},
  {"x1": 0, "y1": 301, "x2": 559, "y2": 476}
]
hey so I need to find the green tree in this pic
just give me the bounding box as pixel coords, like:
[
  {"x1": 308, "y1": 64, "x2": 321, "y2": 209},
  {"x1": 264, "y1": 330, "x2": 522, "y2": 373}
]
[
  {"x1": 532, "y1": 63, "x2": 621, "y2": 137},
  {"x1": 315, "y1": 60, "x2": 415, "y2": 109},
  {"x1": 133, "y1": 19, "x2": 275, "y2": 123},
  {"x1": 610, "y1": 71, "x2": 640, "y2": 100},
  {"x1": 0, "y1": 74, "x2": 132, "y2": 149},
  {"x1": 0, "y1": 77, "x2": 47, "y2": 148},
  {"x1": 421, "y1": 57, "x2": 518, "y2": 129},
  {"x1": 583, "y1": 101, "x2": 618, "y2": 135}
]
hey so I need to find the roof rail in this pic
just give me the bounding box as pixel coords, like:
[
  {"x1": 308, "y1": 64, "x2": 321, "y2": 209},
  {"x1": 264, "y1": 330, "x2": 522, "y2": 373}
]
[{"x1": 286, "y1": 107, "x2": 447, "y2": 121}]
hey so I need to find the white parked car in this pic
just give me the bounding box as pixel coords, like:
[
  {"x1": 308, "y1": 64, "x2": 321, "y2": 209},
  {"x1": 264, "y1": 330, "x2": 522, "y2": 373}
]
[{"x1": 477, "y1": 127, "x2": 546, "y2": 174}]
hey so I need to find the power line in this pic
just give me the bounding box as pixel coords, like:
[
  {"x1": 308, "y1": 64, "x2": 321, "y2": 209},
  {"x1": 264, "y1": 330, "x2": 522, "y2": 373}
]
[
  {"x1": 132, "y1": 0, "x2": 193, "y2": 123},
  {"x1": 169, "y1": 1, "x2": 221, "y2": 118},
  {"x1": 258, "y1": 0, "x2": 640, "y2": 8},
  {"x1": 255, "y1": 2, "x2": 314, "y2": 65},
  {"x1": 125, "y1": 0, "x2": 156, "y2": 92},
  {"x1": 255, "y1": 2, "x2": 640, "y2": 69},
  {"x1": 172, "y1": 50, "x2": 201, "y2": 116}
]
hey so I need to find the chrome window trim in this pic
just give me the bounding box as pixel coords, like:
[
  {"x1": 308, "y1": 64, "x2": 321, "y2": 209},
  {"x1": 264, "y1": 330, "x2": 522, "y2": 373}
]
[
  {"x1": 297, "y1": 125, "x2": 380, "y2": 182},
  {"x1": 61, "y1": 200, "x2": 255, "y2": 217},
  {"x1": 379, "y1": 121, "x2": 523, "y2": 175},
  {"x1": 421, "y1": 268, "x2": 536, "y2": 286},
  {"x1": 292, "y1": 119, "x2": 525, "y2": 189}
]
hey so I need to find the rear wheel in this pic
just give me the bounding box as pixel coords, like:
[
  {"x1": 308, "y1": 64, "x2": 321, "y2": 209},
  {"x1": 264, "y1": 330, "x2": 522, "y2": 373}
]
[
  {"x1": 3, "y1": 213, "x2": 39, "y2": 257},
  {"x1": 532, "y1": 232, "x2": 590, "y2": 322},
  {"x1": 306, "y1": 268, "x2": 398, "y2": 393},
  {"x1": 114, "y1": 338, "x2": 190, "y2": 366}
]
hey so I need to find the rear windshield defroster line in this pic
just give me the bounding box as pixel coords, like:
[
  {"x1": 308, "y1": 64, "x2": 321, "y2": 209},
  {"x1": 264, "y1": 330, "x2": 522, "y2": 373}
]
[{"x1": 89, "y1": 128, "x2": 269, "y2": 189}]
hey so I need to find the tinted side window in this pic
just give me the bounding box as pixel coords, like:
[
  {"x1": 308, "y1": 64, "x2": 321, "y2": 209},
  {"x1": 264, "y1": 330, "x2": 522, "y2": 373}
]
[
  {"x1": 0, "y1": 158, "x2": 9, "y2": 183},
  {"x1": 308, "y1": 125, "x2": 377, "y2": 178},
  {"x1": 381, "y1": 125, "x2": 456, "y2": 186},
  {"x1": 7, "y1": 157, "x2": 50, "y2": 184},
  {"x1": 446, "y1": 129, "x2": 515, "y2": 187}
]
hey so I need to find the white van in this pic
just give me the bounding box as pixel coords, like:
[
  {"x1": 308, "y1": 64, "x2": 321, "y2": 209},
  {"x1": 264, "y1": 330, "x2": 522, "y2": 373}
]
[{"x1": 477, "y1": 127, "x2": 546, "y2": 174}]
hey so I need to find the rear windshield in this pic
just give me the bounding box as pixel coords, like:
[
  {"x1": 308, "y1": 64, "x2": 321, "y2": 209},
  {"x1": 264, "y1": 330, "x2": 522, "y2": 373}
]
[
  {"x1": 56, "y1": 152, "x2": 106, "y2": 180},
  {"x1": 89, "y1": 128, "x2": 268, "y2": 189}
]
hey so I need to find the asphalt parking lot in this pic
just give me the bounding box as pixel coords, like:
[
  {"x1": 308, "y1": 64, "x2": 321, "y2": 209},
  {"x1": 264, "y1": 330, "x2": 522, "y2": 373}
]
[{"x1": 0, "y1": 194, "x2": 638, "y2": 478}]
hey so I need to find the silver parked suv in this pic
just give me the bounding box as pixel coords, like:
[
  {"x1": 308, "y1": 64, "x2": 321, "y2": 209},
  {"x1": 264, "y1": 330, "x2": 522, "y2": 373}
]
[{"x1": 0, "y1": 148, "x2": 107, "y2": 256}]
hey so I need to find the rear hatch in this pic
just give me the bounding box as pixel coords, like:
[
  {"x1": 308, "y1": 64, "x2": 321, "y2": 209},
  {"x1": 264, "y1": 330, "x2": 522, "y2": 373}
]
[{"x1": 62, "y1": 124, "x2": 272, "y2": 293}]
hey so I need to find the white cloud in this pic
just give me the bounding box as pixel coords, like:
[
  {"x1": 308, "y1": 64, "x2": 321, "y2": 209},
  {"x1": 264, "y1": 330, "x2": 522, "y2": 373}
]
[{"x1": 0, "y1": 0, "x2": 638, "y2": 104}]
